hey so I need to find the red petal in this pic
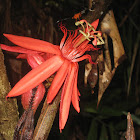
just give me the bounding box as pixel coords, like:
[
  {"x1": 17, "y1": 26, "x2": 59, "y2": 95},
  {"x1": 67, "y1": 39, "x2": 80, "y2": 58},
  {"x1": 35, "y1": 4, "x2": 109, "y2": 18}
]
[
  {"x1": 72, "y1": 54, "x2": 95, "y2": 64},
  {"x1": 21, "y1": 84, "x2": 45, "y2": 114},
  {"x1": 21, "y1": 89, "x2": 33, "y2": 110},
  {"x1": 3, "y1": 34, "x2": 61, "y2": 55},
  {"x1": 17, "y1": 54, "x2": 27, "y2": 59},
  {"x1": 27, "y1": 55, "x2": 40, "y2": 68},
  {"x1": 47, "y1": 59, "x2": 70, "y2": 103},
  {"x1": 32, "y1": 84, "x2": 46, "y2": 112},
  {"x1": 6, "y1": 55, "x2": 64, "y2": 98},
  {"x1": 59, "y1": 24, "x2": 67, "y2": 49},
  {"x1": 27, "y1": 54, "x2": 45, "y2": 69},
  {"x1": 1, "y1": 44, "x2": 39, "y2": 54},
  {"x1": 59, "y1": 63, "x2": 76, "y2": 132},
  {"x1": 91, "y1": 19, "x2": 99, "y2": 30},
  {"x1": 71, "y1": 63, "x2": 80, "y2": 113},
  {"x1": 92, "y1": 37, "x2": 97, "y2": 46}
]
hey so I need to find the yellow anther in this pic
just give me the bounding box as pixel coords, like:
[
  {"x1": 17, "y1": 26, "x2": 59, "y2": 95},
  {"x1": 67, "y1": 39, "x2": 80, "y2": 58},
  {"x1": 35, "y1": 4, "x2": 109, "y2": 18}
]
[
  {"x1": 75, "y1": 20, "x2": 104, "y2": 46},
  {"x1": 79, "y1": 30, "x2": 91, "y2": 41}
]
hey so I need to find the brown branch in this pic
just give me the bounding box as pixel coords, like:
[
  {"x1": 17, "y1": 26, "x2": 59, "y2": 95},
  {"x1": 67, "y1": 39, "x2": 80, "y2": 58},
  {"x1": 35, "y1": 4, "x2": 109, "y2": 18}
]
[
  {"x1": 33, "y1": 90, "x2": 61, "y2": 140},
  {"x1": 0, "y1": 48, "x2": 19, "y2": 140},
  {"x1": 83, "y1": 0, "x2": 112, "y2": 23},
  {"x1": 0, "y1": 0, "x2": 19, "y2": 139}
]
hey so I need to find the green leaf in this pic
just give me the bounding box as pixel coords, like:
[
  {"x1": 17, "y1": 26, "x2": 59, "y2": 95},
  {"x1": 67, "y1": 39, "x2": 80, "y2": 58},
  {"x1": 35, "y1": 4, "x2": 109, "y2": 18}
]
[
  {"x1": 115, "y1": 119, "x2": 127, "y2": 131},
  {"x1": 108, "y1": 123, "x2": 120, "y2": 140},
  {"x1": 108, "y1": 123, "x2": 114, "y2": 140},
  {"x1": 83, "y1": 102, "x2": 98, "y2": 114},
  {"x1": 87, "y1": 119, "x2": 97, "y2": 140},
  {"x1": 84, "y1": 107, "x2": 98, "y2": 114},
  {"x1": 99, "y1": 106, "x2": 123, "y2": 117},
  {"x1": 99, "y1": 124, "x2": 108, "y2": 140}
]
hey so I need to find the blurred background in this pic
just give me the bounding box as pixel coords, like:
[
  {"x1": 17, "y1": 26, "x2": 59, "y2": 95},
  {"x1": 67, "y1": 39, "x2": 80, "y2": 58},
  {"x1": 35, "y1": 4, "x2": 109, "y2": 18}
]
[{"x1": 0, "y1": 0, "x2": 140, "y2": 139}]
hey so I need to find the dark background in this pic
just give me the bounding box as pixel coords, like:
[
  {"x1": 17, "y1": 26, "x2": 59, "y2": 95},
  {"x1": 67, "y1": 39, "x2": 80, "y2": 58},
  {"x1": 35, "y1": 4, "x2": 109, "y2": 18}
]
[{"x1": 0, "y1": 0, "x2": 140, "y2": 139}]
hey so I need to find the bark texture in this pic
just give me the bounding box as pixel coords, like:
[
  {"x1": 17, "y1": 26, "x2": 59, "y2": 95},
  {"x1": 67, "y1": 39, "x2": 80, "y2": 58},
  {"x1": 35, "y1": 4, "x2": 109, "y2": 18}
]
[{"x1": 0, "y1": 48, "x2": 18, "y2": 140}]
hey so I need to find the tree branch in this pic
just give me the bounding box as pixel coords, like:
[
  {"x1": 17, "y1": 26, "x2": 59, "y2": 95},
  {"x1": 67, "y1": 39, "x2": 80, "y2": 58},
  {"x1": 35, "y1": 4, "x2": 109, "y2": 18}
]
[{"x1": 0, "y1": 48, "x2": 19, "y2": 140}]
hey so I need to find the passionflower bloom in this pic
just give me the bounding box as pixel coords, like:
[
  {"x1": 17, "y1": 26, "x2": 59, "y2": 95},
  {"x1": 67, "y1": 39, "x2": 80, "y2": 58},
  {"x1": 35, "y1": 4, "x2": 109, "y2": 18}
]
[{"x1": 1, "y1": 19, "x2": 104, "y2": 131}]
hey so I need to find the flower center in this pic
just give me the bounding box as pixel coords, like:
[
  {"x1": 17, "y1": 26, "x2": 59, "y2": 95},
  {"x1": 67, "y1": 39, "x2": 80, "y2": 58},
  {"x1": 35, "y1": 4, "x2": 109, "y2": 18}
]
[{"x1": 60, "y1": 20, "x2": 104, "y2": 61}]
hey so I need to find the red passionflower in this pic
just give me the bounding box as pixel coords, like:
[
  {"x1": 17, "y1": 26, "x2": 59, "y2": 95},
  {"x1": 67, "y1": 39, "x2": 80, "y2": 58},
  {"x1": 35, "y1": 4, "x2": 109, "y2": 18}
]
[{"x1": 1, "y1": 19, "x2": 102, "y2": 131}]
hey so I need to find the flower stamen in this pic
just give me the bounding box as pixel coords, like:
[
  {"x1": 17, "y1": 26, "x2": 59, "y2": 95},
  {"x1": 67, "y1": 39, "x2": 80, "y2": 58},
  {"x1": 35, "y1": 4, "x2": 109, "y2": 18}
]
[{"x1": 75, "y1": 20, "x2": 105, "y2": 46}]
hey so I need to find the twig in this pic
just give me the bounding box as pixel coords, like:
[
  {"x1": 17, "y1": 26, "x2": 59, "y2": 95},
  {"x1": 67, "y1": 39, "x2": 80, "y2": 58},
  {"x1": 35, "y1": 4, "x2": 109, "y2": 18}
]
[
  {"x1": 128, "y1": 16, "x2": 140, "y2": 33},
  {"x1": 119, "y1": 0, "x2": 138, "y2": 27},
  {"x1": 127, "y1": 33, "x2": 140, "y2": 96},
  {"x1": 33, "y1": 90, "x2": 61, "y2": 140},
  {"x1": 135, "y1": 52, "x2": 140, "y2": 102},
  {"x1": 126, "y1": 112, "x2": 136, "y2": 140}
]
